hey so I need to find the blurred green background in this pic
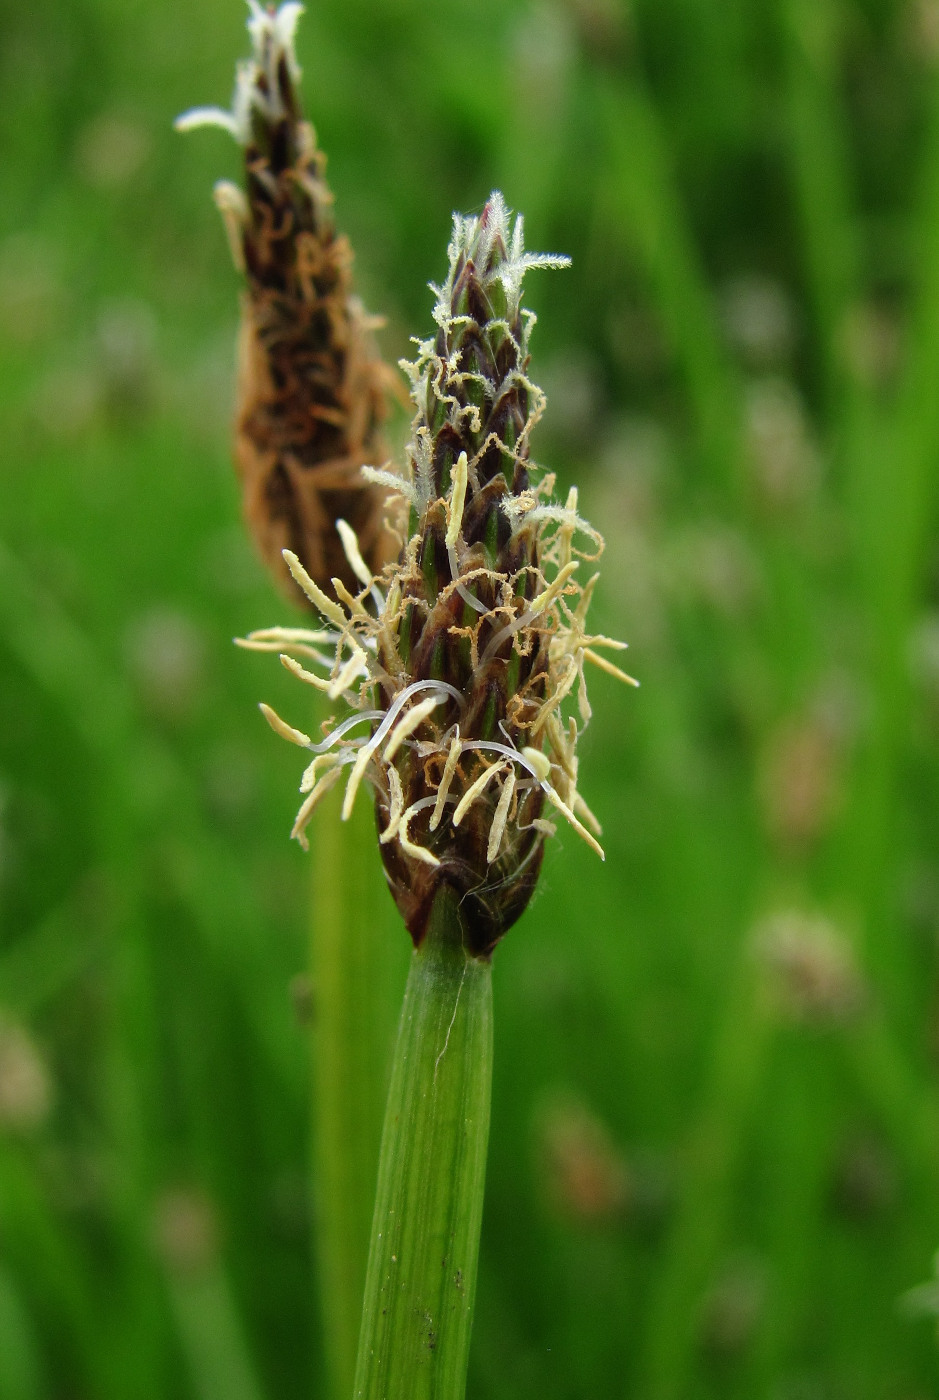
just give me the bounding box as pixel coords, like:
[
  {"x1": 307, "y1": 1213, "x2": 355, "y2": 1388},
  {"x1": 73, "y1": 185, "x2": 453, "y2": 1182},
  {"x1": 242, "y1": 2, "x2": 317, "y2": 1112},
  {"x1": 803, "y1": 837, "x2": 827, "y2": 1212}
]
[{"x1": 2, "y1": 0, "x2": 939, "y2": 1395}]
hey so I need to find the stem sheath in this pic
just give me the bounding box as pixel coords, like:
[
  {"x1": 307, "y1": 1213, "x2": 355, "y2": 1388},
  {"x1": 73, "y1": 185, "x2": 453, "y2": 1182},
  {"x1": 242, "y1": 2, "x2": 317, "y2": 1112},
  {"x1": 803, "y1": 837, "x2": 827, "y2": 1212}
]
[{"x1": 353, "y1": 887, "x2": 493, "y2": 1400}]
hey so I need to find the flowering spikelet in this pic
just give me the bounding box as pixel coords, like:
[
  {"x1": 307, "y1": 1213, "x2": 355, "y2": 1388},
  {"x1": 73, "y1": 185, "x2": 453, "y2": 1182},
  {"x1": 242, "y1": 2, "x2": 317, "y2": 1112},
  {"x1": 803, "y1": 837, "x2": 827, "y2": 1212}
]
[
  {"x1": 176, "y1": 1, "x2": 397, "y2": 599},
  {"x1": 241, "y1": 193, "x2": 637, "y2": 954}
]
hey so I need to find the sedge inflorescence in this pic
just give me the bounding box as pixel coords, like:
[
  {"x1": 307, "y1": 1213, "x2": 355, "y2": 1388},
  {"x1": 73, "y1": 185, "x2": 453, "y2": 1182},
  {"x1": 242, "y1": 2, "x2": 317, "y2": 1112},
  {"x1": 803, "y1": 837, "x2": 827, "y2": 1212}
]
[
  {"x1": 176, "y1": 0, "x2": 395, "y2": 599},
  {"x1": 242, "y1": 192, "x2": 635, "y2": 954}
]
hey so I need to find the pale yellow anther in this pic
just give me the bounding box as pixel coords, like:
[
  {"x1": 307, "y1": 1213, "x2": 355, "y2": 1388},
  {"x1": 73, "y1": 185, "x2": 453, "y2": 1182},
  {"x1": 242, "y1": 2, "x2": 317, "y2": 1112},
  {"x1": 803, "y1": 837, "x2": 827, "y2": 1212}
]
[
  {"x1": 380, "y1": 766, "x2": 404, "y2": 844},
  {"x1": 332, "y1": 577, "x2": 369, "y2": 617},
  {"x1": 445, "y1": 451, "x2": 468, "y2": 550},
  {"x1": 584, "y1": 649, "x2": 640, "y2": 686},
  {"x1": 240, "y1": 625, "x2": 337, "y2": 645},
  {"x1": 453, "y1": 762, "x2": 505, "y2": 828},
  {"x1": 383, "y1": 696, "x2": 440, "y2": 762},
  {"x1": 259, "y1": 702, "x2": 311, "y2": 748},
  {"x1": 282, "y1": 549, "x2": 348, "y2": 630},
  {"x1": 398, "y1": 804, "x2": 441, "y2": 868},
  {"x1": 212, "y1": 181, "x2": 248, "y2": 273},
  {"x1": 237, "y1": 636, "x2": 324, "y2": 659},
  {"x1": 574, "y1": 573, "x2": 599, "y2": 627},
  {"x1": 577, "y1": 660, "x2": 592, "y2": 724},
  {"x1": 531, "y1": 662, "x2": 577, "y2": 730},
  {"x1": 342, "y1": 742, "x2": 374, "y2": 821},
  {"x1": 487, "y1": 769, "x2": 516, "y2": 863},
  {"x1": 559, "y1": 486, "x2": 579, "y2": 567},
  {"x1": 281, "y1": 653, "x2": 331, "y2": 692},
  {"x1": 328, "y1": 644, "x2": 369, "y2": 700},
  {"x1": 543, "y1": 785, "x2": 605, "y2": 859},
  {"x1": 520, "y1": 746, "x2": 552, "y2": 782},
  {"x1": 300, "y1": 752, "x2": 341, "y2": 794},
  {"x1": 336, "y1": 519, "x2": 373, "y2": 588},
  {"x1": 529, "y1": 560, "x2": 579, "y2": 617},
  {"x1": 542, "y1": 711, "x2": 576, "y2": 781},
  {"x1": 386, "y1": 577, "x2": 401, "y2": 618},
  {"x1": 573, "y1": 791, "x2": 603, "y2": 836},
  {"x1": 291, "y1": 767, "x2": 345, "y2": 850},
  {"x1": 430, "y1": 732, "x2": 462, "y2": 830}
]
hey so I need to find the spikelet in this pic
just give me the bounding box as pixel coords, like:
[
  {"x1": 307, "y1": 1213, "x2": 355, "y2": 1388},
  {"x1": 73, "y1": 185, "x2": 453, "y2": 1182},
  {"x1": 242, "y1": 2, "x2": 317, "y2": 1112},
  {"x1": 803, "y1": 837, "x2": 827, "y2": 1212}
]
[
  {"x1": 241, "y1": 194, "x2": 637, "y2": 954},
  {"x1": 177, "y1": 1, "x2": 398, "y2": 599}
]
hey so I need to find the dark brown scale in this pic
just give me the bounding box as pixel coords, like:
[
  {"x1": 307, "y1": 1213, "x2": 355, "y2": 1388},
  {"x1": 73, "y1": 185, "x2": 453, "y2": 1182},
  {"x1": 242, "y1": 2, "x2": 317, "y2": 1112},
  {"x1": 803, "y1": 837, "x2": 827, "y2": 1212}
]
[
  {"x1": 461, "y1": 478, "x2": 507, "y2": 549},
  {"x1": 460, "y1": 667, "x2": 509, "y2": 737},
  {"x1": 466, "y1": 275, "x2": 493, "y2": 327},
  {"x1": 487, "y1": 393, "x2": 524, "y2": 449},
  {"x1": 495, "y1": 334, "x2": 520, "y2": 382},
  {"x1": 457, "y1": 334, "x2": 497, "y2": 388},
  {"x1": 276, "y1": 54, "x2": 299, "y2": 124},
  {"x1": 511, "y1": 459, "x2": 530, "y2": 494},
  {"x1": 431, "y1": 425, "x2": 464, "y2": 487}
]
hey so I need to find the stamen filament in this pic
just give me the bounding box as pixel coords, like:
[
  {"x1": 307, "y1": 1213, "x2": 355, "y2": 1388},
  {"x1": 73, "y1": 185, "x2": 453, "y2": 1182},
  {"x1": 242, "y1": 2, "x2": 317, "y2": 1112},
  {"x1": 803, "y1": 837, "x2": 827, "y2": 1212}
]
[{"x1": 342, "y1": 681, "x2": 463, "y2": 821}]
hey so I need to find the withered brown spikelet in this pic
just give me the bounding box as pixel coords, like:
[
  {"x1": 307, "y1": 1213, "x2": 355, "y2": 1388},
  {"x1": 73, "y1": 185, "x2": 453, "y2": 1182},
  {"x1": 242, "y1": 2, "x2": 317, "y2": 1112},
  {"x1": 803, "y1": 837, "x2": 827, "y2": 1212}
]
[{"x1": 177, "y1": 1, "x2": 397, "y2": 600}]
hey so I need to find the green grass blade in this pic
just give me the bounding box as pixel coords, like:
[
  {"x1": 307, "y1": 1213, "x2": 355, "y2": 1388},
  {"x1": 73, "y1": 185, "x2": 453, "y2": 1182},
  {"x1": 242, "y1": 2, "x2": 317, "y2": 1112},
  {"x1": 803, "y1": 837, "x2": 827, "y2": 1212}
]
[
  {"x1": 309, "y1": 787, "x2": 407, "y2": 1400},
  {"x1": 165, "y1": 1268, "x2": 268, "y2": 1400},
  {"x1": 0, "y1": 535, "x2": 294, "y2": 1088},
  {"x1": 638, "y1": 956, "x2": 770, "y2": 1400},
  {"x1": 829, "y1": 81, "x2": 939, "y2": 954},
  {"x1": 781, "y1": 0, "x2": 861, "y2": 407},
  {"x1": 0, "y1": 1263, "x2": 44, "y2": 1400},
  {"x1": 353, "y1": 887, "x2": 493, "y2": 1400},
  {"x1": 595, "y1": 73, "x2": 741, "y2": 493}
]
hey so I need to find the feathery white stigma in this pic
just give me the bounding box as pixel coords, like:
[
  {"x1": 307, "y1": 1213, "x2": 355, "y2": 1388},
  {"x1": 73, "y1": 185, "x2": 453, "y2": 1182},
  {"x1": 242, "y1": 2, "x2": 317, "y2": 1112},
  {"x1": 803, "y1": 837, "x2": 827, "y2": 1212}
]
[{"x1": 175, "y1": 2, "x2": 305, "y2": 145}]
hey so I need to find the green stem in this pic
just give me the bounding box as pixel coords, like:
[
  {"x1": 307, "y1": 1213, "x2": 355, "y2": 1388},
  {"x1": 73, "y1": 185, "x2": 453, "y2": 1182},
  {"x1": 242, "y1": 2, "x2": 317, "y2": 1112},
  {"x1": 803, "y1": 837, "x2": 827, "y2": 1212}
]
[
  {"x1": 353, "y1": 887, "x2": 493, "y2": 1400},
  {"x1": 310, "y1": 787, "x2": 407, "y2": 1400}
]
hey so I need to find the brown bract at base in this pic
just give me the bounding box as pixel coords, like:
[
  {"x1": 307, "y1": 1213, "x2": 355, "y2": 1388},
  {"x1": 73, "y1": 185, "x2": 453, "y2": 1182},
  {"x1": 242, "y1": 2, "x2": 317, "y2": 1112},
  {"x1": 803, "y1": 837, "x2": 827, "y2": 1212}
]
[{"x1": 376, "y1": 832, "x2": 546, "y2": 960}]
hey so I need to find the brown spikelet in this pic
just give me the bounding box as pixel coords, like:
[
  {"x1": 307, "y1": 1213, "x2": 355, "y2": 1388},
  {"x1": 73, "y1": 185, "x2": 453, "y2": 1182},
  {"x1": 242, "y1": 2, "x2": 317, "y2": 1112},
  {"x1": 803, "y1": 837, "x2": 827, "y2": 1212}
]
[
  {"x1": 179, "y1": 3, "x2": 400, "y2": 599},
  {"x1": 232, "y1": 129, "x2": 399, "y2": 599}
]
